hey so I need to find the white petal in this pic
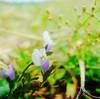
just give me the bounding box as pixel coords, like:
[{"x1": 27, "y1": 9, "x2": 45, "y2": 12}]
[
  {"x1": 32, "y1": 49, "x2": 41, "y2": 66},
  {"x1": 39, "y1": 48, "x2": 47, "y2": 58},
  {"x1": 32, "y1": 48, "x2": 48, "y2": 66},
  {"x1": 43, "y1": 30, "x2": 53, "y2": 46}
]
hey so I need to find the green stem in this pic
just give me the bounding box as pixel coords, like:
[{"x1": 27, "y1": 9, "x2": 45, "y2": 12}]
[
  {"x1": 18, "y1": 62, "x2": 33, "y2": 81},
  {"x1": 8, "y1": 62, "x2": 33, "y2": 97}
]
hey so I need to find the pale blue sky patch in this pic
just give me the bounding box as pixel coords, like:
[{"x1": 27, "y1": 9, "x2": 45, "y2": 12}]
[{"x1": 0, "y1": 0, "x2": 47, "y2": 3}]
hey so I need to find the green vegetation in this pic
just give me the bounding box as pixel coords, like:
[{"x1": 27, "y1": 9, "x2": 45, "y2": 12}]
[{"x1": 0, "y1": 0, "x2": 100, "y2": 98}]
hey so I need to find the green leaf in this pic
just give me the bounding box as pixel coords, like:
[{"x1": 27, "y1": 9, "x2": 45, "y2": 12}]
[
  {"x1": 55, "y1": 69, "x2": 66, "y2": 80},
  {"x1": 18, "y1": 48, "x2": 30, "y2": 64},
  {"x1": 69, "y1": 55, "x2": 78, "y2": 64},
  {"x1": 0, "y1": 79, "x2": 10, "y2": 97},
  {"x1": 96, "y1": 88, "x2": 100, "y2": 93}
]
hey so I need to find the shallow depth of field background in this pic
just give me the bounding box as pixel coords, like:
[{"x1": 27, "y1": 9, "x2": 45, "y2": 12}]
[
  {"x1": 0, "y1": 0, "x2": 99, "y2": 51},
  {"x1": 0, "y1": 0, "x2": 100, "y2": 98}
]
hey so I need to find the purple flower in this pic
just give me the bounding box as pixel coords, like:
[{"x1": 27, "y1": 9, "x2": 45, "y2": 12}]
[
  {"x1": 41, "y1": 59, "x2": 49, "y2": 73},
  {"x1": 32, "y1": 48, "x2": 49, "y2": 73},
  {"x1": 32, "y1": 30, "x2": 53, "y2": 73},
  {"x1": 7, "y1": 65, "x2": 15, "y2": 80},
  {"x1": 0, "y1": 62, "x2": 15, "y2": 80},
  {"x1": 42, "y1": 30, "x2": 53, "y2": 52}
]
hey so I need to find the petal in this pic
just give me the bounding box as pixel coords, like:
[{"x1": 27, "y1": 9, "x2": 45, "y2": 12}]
[
  {"x1": 0, "y1": 65, "x2": 15, "y2": 80},
  {"x1": 43, "y1": 30, "x2": 53, "y2": 47},
  {"x1": 7, "y1": 66, "x2": 15, "y2": 80},
  {"x1": 42, "y1": 59, "x2": 49, "y2": 73},
  {"x1": 39, "y1": 48, "x2": 47, "y2": 58},
  {"x1": 32, "y1": 49, "x2": 41, "y2": 66},
  {"x1": 46, "y1": 42, "x2": 53, "y2": 52},
  {"x1": 0, "y1": 69, "x2": 5, "y2": 77}
]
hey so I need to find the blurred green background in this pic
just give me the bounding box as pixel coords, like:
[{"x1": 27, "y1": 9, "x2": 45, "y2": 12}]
[
  {"x1": 0, "y1": 0, "x2": 99, "y2": 52},
  {"x1": 0, "y1": 0, "x2": 100, "y2": 80},
  {"x1": 0, "y1": 0, "x2": 100, "y2": 98}
]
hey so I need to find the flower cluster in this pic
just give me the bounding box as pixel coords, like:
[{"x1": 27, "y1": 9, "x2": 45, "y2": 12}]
[
  {"x1": 0, "y1": 30, "x2": 53, "y2": 80},
  {"x1": 32, "y1": 30, "x2": 53, "y2": 73}
]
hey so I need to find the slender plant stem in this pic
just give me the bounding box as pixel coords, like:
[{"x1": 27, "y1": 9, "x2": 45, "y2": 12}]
[
  {"x1": 79, "y1": 60, "x2": 85, "y2": 88},
  {"x1": 76, "y1": 60, "x2": 85, "y2": 99},
  {"x1": 76, "y1": 59, "x2": 100, "y2": 99},
  {"x1": 75, "y1": 0, "x2": 98, "y2": 32},
  {"x1": 18, "y1": 62, "x2": 33, "y2": 81},
  {"x1": 76, "y1": 88, "x2": 83, "y2": 99},
  {"x1": 83, "y1": 89, "x2": 100, "y2": 99},
  {"x1": 8, "y1": 62, "x2": 33, "y2": 97}
]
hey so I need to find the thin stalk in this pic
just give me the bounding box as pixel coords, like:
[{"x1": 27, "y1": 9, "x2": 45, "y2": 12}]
[
  {"x1": 83, "y1": 89, "x2": 100, "y2": 99},
  {"x1": 18, "y1": 62, "x2": 33, "y2": 81},
  {"x1": 8, "y1": 62, "x2": 33, "y2": 97},
  {"x1": 76, "y1": 60, "x2": 85, "y2": 99},
  {"x1": 75, "y1": 0, "x2": 97, "y2": 32},
  {"x1": 76, "y1": 88, "x2": 83, "y2": 99},
  {"x1": 76, "y1": 59, "x2": 100, "y2": 99}
]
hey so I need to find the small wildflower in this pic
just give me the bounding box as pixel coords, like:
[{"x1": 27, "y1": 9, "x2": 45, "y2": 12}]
[
  {"x1": 43, "y1": 30, "x2": 53, "y2": 52},
  {"x1": 41, "y1": 59, "x2": 49, "y2": 73},
  {"x1": 32, "y1": 48, "x2": 49, "y2": 73},
  {"x1": 0, "y1": 62, "x2": 15, "y2": 80},
  {"x1": 6, "y1": 64, "x2": 15, "y2": 80}
]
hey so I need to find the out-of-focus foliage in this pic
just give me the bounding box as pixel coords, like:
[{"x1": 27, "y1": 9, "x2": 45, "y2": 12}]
[
  {"x1": 0, "y1": 79, "x2": 10, "y2": 97},
  {"x1": 0, "y1": 0, "x2": 100, "y2": 98}
]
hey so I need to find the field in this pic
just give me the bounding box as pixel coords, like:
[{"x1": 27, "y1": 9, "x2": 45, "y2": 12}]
[{"x1": 0, "y1": 0, "x2": 100, "y2": 98}]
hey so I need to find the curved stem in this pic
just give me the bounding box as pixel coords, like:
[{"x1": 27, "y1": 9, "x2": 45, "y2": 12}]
[
  {"x1": 18, "y1": 62, "x2": 33, "y2": 81},
  {"x1": 76, "y1": 88, "x2": 83, "y2": 99},
  {"x1": 83, "y1": 89, "x2": 100, "y2": 99},
  {"x1": 8, "y1": 62, "x2": 33, "y2": 97},
  {"x1": 76, "y1": 59, "x2": 100, "y2": 99}
]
